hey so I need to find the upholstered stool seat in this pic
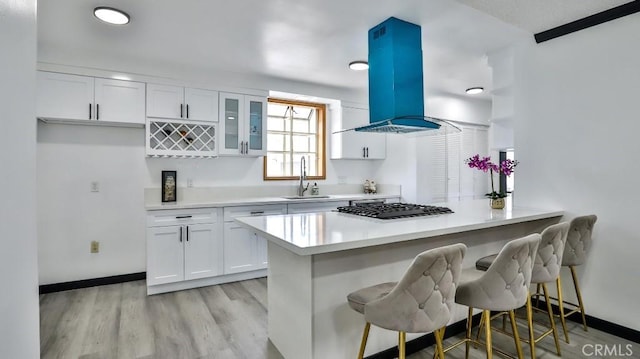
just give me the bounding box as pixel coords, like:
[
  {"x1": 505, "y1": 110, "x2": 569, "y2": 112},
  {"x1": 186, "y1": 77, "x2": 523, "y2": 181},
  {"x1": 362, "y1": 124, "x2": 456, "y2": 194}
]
[
  {"x1": 472, "y1": 222, "x2": 570, "y2": 358},
  {"x1": 347, "y1": 243, "x2": 467, "y2": 359},
  {"x1": 445, "y1": 234, "x2": 540, "y2": 359},
  {"x1": 558, "y1": 215, "x2": 597, "y2": 336},
  {"x1": 475, "y1": 254, "x2": 497, "y2": 271},
  {"x1": 347, "y1": 282, "x2": 396, "y2": 314}
]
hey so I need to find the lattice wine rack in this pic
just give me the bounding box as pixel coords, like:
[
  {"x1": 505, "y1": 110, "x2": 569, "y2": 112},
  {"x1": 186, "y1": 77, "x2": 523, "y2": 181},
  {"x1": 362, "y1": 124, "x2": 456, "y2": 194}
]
[{"x1": 146, "y1": 120, "x2": 217, "y2": 157}]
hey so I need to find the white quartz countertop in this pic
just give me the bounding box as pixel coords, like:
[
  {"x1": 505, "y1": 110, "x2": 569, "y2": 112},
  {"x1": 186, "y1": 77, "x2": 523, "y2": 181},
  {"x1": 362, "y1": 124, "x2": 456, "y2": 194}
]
[
  {"x1": 235, "y1": 199, "x2": 563, "y2": 255},
  {"x1": 145, "y1": 192, "x2": 399, "y2": 210}
]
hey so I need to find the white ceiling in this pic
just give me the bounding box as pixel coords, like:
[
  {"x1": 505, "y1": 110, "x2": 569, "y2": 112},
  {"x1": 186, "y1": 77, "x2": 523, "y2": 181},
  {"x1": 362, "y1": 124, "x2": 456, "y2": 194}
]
[
  {"x1": 456, "y1": 0, "x2": 630, "y2": 33},
  {"x1": 37, "y1": 1, "x2": 626, "y2": 100}
]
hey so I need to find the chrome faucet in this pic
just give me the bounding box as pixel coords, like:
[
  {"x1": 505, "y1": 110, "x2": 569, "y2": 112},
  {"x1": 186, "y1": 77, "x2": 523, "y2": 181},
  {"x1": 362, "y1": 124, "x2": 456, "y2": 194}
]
[{"x1": 297, "y1": 156, "x2": 309, "y2": 196}]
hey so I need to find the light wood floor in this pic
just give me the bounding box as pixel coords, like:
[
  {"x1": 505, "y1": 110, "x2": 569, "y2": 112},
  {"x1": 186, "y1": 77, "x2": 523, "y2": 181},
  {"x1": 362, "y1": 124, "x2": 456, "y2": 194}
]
[{"x1": 40, "y1": 279, "x2": 636, "y2": 358}]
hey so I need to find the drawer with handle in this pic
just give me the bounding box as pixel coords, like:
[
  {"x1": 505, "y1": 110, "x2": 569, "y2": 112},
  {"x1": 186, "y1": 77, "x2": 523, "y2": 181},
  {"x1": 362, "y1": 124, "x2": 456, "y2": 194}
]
[
  {"x1": 223, "y1": 204, "x2": 287, "y2": 222},
  {"x1": 147, "y1": 208, "x2": 220, "y2": 227}
]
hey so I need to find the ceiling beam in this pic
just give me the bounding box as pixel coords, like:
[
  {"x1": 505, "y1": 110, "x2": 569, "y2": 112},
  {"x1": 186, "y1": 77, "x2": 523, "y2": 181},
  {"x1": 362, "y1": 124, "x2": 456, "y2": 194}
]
[{"x1": 534, "y1": 1, "x2": 640, "y2": 43}]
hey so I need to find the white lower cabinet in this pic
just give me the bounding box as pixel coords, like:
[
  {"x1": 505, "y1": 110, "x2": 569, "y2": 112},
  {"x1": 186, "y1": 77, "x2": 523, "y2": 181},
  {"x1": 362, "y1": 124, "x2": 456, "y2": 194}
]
[
  {"x1": 146, "y1": 209, "x2": 222, "y2": 287},
  {"x1": 223, "y1": 204, "x2": 287, "y2": 274},
  {"x1": 146, "y1": 198, "x2": 402, "y2": 293},
  {"x1": 147, "y1": 226, "x2": 184, "y2": 285},
  {"x1": 223, "y1": 222, "x2": 261, "y2": 274},
  {"x1": 184, "y1": 223, "x2": 221, "y2": 280}
]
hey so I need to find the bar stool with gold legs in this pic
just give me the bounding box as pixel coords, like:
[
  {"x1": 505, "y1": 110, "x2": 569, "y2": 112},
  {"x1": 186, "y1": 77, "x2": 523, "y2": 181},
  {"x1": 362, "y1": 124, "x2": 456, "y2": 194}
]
[
  {"x1": 475, "y1": 222, "x2": 570, "y2": 358},
  {"x1": 559, "y1": 215, "x2": 597, "y2": 339},
  {"x1": 449, "y1": 234, "x2": 540, "y2": 359},
  {"x1": 347, "y1": 243, "x2": 466, "y2": 359}
]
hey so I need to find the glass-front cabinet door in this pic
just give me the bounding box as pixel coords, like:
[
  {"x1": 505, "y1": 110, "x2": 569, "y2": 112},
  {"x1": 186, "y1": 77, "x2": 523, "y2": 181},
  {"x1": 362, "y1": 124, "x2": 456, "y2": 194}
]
[
  {"x1": 246, "y1": 95, "x2": 267, "y2": 156},
  {"x1": 219, "y1": 93, "x2": 243, "y2": 155},
  {"x1": 219, "y1": 92, "x2": 267, "y2": 156}
]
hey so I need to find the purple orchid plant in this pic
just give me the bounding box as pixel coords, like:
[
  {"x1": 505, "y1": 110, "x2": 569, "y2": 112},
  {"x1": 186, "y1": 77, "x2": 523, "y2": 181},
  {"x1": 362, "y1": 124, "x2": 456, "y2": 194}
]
[{"x1": 465, "y1": 154, "x2": 519, "y2": 199}]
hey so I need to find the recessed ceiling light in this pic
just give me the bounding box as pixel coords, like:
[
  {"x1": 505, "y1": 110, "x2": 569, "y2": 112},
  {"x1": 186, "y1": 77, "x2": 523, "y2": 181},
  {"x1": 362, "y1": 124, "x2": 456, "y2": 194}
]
[
  {"x1": 349, "y1": 61, "x2": 369, "y2": 71},
  {"x1": 465, "y1": 87, "x2": 484, "y2": 95},
  {"x1": 94, "y1": 7, "x2": 130, "y2": 25}
]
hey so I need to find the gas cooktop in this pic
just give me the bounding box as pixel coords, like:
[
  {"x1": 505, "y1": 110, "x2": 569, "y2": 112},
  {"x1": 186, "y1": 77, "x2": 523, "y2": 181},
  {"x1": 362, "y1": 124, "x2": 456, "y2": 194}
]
[{"x1": 336, "y1": 202, "x2": 454, "y2": 220}]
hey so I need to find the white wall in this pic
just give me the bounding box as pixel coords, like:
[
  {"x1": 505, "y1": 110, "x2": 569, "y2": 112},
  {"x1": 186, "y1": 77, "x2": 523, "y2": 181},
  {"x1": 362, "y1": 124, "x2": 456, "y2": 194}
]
[
  {"x1": 512, "y1": 13, "x2": 640, "y2": 331},
  {"x1": 35, "y1": 65, "x2": 377, "y2": 284},
  {"x1": 375, "y1": 94, "x2": 491, "y2": 203},
  {"x1": 0, "y1": 0, "x2": 40, "y2": 357}
]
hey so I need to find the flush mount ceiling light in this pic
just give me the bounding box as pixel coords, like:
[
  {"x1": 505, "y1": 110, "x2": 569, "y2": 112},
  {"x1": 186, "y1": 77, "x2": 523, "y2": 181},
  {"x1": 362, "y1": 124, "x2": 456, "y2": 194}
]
[
  {"x1": 465, "y1": 87, "x2": 484, "y2": 95},
  {"x1": 349, "y1": 61, "x2": 369, "y2": 71},
  {"x1": 94, "y1": 7, "x2": 130, "y2": 25}
]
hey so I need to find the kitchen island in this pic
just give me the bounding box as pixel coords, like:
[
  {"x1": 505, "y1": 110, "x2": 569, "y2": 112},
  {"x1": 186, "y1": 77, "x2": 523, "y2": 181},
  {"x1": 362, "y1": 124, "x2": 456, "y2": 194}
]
[{"x1": 235, "y1": 199, "x2": 563, "y2": 359}]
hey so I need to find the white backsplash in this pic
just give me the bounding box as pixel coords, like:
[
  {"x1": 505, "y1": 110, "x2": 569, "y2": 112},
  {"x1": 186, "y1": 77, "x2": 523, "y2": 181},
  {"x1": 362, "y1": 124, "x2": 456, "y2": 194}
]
[{"x1": 144, "y1": 183, "x2": 401, "y2": 204}]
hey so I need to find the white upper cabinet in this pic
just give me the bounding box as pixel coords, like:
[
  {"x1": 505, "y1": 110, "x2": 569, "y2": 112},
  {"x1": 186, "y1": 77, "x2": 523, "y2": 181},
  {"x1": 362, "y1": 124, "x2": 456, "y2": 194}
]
[
  {"x1": 146, "y1": 84, "x2": 183, "y2": 119},
  {"x1": 147, "y1": 83, "x2": 218, "y2": 122},
  {"x1": 218, "y1": 92, "x2": 267, "y2": 156},
  {"x1": 331, "y1": 104, "x2": 386, "y2": 160},
  {"x1": 185, "y1": 88, "x2": 218, "y2": 122},
  {"x1": 37, "y1": 71, "x2": 145, "y2": 125},
  {"x1": 94, "y1": 78, "x2": 146, "y2": 124}
]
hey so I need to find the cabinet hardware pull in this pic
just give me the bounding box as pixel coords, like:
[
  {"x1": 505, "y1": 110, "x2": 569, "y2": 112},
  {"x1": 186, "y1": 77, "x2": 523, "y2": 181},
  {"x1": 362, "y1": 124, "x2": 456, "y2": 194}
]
[
  {"x1": 89, "y1": 103, "x2": 92, "y2": 119},
  {"x1": 176, "y1": 215, "x2": 193, "y2": 219},
  {"x1": 96, "y1": 104, "x2": 99, "y2": 120},
  {"x1": 363, "y1": 147, "x2": 366, "y2": 158},
  {"x1": 186, "y1": 104, "x2": 189, "y2": 119},
  {"x1": 245, "y1": 142, "x2": 248, "y2": 154},
  {"x1": 180, "y1": 104, "x2": 183, "y2": 118},
  {"x1": 366, "y1": 147, "x2": 369, "y2": 157},
  {"x1": 250, "y1": 211, "x2": 265, "y2": 215},
  {"x1": 179, "y1": 226, "x2": 183, "y2": 242},
  {"x1": 186, "y1": 226, "x2": 189, "y2": 242},
  {"x1": 240, "y1": 141, "x2": 245, "y2": 154}
]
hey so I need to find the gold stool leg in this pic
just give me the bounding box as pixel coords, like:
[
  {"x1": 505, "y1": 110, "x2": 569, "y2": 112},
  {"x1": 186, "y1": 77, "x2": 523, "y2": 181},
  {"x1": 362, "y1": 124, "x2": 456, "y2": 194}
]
[
  {"x1": 465, "y1": 307, "x2": 473, "y2": 359},
  {"x1": 508, "y1": 310, "x2": 524, "y2": 359},
  {"x1": 570, "y1": 265, "x2": 588, "y2": 331},
  {"x1": 526, "y1": 293, "x2": 535, "y2": 359},
  {"x1": 475, "y1": 310, "x2": 485, "y2": 344},
  {"x1": 357, "y1": 322, "x2": 371, "y2": 359},
  {"x1": 502, "y1": 311, "x2": 507, "y2": 331},
  {"x1": 543, "y1": 283, "x2": 562, "y2": 356},
  {"x1": 434, "y1": 327, "x2": 446, "y2": 359},
  {"x1": 484, "y1": 309, "x2": 493, "y2": 359},
  {"x1": 398, "y1": 331, "x2": 406, "y2": 359},
  {"x1": 535, "y1": 283, "x2": 542, "y2": 308},
  {"x1": 556, "y1": 277, "x2": 570, "y2": 343}
]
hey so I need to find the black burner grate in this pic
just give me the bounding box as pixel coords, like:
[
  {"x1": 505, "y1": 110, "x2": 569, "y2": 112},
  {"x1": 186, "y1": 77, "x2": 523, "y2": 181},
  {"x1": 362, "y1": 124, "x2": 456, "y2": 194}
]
[{"x1": 337, "y1": 202, "x2": 454, "y2": 220}]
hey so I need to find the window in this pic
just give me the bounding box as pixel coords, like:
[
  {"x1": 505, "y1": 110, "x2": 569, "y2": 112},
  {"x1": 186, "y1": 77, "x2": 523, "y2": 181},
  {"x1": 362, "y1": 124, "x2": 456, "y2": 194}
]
[
  {"x1": 263, "y1": 98, "x2": 326, "y2": 180},
  {"x1": 499, "y1": 150, "x2": 516, "y2": 194}
]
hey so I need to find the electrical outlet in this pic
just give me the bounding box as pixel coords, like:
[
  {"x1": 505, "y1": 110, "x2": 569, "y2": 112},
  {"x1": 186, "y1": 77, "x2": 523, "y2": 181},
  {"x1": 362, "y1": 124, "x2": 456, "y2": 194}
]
[
  {"x1": 187, "y1": 178, "x2": 193, "y2": 188},
  {"x1": 90, "y1": 181, "x2": 100, "y2": 192},
  {"x1": 90, "y1": 241, "x2": 100, "y2": 253}
]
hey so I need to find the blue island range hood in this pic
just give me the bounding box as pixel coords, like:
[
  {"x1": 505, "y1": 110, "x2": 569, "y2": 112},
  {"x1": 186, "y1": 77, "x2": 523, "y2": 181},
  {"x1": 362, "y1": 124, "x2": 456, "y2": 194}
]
[{"x1": 355, "y1": 17, "x2": 459, "y2": 134}]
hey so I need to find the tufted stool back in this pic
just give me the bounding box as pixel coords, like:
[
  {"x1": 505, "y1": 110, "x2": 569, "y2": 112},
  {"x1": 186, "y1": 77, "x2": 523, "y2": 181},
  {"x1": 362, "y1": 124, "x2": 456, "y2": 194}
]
[
  {"x1": 531, "y1": 222, "x2": 570, "y2": 283},
  {"x1": 456, "y1": 234, "x2": 540, "y2": 312},
  {"x1": 562, "y1": 215, "x2": 597, "y2": 266},
  {"x1": 362, "y1": 243, "x2": 466, "y2": 333}
]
